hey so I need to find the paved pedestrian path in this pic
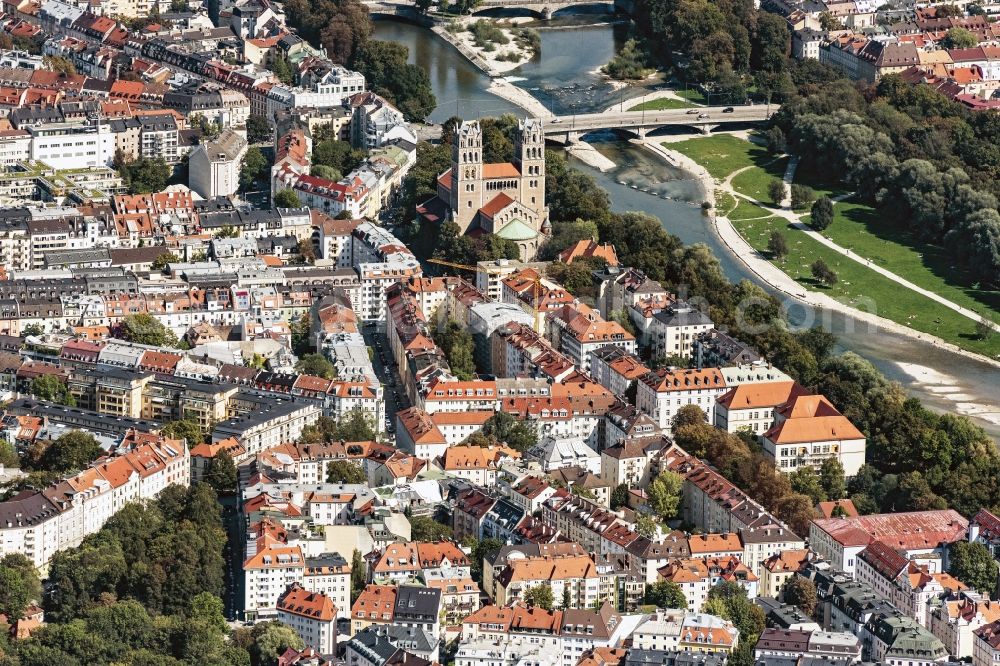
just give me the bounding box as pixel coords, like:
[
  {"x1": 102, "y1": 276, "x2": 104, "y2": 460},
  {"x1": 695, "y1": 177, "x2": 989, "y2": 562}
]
[{"x1": 719, "y1": 158, "x2": 999, "y2": 333}]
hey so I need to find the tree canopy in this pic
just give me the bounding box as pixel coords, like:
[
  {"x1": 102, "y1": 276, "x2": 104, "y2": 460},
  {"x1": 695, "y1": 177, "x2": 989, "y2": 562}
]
[
  {"x1": 246, "y1": 114, "x2": 271, "y2": 144},
  {"x1": 46, "y1": 483, "x2": 225, "y2": 623},
  {"x1": 523, "y1": 584, "x2": 554, "y2": 610},
  {"x1": 782, "y1": 576, "x2": 818, "y2": 616},
  {"x1": 27, "y1": 431, "x2": 102, "y2": 474},
  {"x1": 299, "y1": 409, "x2": 378, "y2": 445},
  {"x1": 115, "y1": 314, "x2": 180, "y2": 347},
  {"x1": 240, "y1": 146, "x2": 269, "y2": 191},
  {"x1": 151, "y1": 252, "x2": 180, "y2": 271},
  {"x1": 203, "y1": 450, "x2": 238, "y2": 495},
  {"x1": 474, "y1": 412, "x2": 538, "y2": 452},
  {"x1": 647, "y1": 471, "x2": 684, "y2": 521},
  {"x1": 409, "y1": 515, "x2": 454, "y2": 542},
  {"x1": 295, "y1": 353, "x2": 337, "y2": 379},
  {"x1": 326, "y1": 460, "x2": 367, "y2": 484},
  {"x1": 161, "y1": 419, "x2": 207, "y2": 447},
  {"x1": 30, "y1": 374, "x2": 75, "y2": 406},
  {"x1": 645, "y1": 580, "x2": 687, "y2": 609},
  {"x1": 434, "y1": 321, "x2": 476, "y2": 380},
  {"x1": 118, "y1": 157, "x2": 171, "y2": 194},
  {"x1": 702, "y1": 581, "x2": 765, "y2": 666},
  {"x1": 949, "y1": 541, "x2": 999, "y2": 595},
  {"x1": 0, "y1": 554, "x2": 42, "y2": 621},
  {"x1": 274, "y1": 188, "x2": 302, "y2": 208}
]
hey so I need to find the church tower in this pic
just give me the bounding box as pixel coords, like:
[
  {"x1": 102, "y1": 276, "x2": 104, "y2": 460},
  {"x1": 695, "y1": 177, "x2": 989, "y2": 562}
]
[
  {"x1": 515, "y1": 118, "x2": 546, "y2": 219},
  {"x1": 450, "y1": 121, "x2": 483, "y2": 233}
]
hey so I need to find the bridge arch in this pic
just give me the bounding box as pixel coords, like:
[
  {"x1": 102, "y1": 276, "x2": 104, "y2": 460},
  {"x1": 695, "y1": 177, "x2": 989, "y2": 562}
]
[
  {"x1": 470, "y1": 0, "x2": 615, "y2": 19},
  {"x1": 469, "y1": 5, "x2": 548, "y2": 18}
]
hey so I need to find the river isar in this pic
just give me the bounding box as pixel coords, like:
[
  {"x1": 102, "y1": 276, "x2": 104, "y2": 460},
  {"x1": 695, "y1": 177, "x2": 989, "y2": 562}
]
[{"x1": 373, "y1": 16, "x2": 1000, "y2": 438}]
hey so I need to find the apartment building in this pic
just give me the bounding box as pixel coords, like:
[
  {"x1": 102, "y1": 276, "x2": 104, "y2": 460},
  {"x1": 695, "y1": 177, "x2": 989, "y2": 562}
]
[
  {"x1": 27, "y1": 120, "x2": 115, "y2": 169},
  {"x1": 714, "y1": 380, "x2": 810, "y2": 436},
  {"x1": 0, "y1": 433, "x2": 188, "y2": 568},
  {"x1": 809, "y1": 510, "x2": 968, "y2": 575},
  {"x1": 188, "y1": 129, "x2": 248, "y2": 199},
  {"x1": 276, "y1": 583, "x2": 338, "y2": 654},
  {"x1": 494, "y1": 553, "x2": 602, "y2": 609},
  {"x1": 658, "y1": 556, "x2": 758, "y2": 613},
  {"x1": 762, "y1": 394, "x2": 867, "y2": 476}
]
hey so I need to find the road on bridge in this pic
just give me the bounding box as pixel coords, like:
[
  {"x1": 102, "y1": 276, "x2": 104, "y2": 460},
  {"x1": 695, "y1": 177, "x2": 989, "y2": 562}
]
[{"x1": 544, "y1": 105, "x2": 772, "y2": 134}]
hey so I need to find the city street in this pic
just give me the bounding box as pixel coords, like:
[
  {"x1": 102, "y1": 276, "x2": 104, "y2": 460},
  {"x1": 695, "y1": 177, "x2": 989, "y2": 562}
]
[
  {"x1": 362, "y1": 324, "x2": 409, "y2": 437},
  {"x1": 220, "y1": 495, "x2": 244, "y2": 622}
]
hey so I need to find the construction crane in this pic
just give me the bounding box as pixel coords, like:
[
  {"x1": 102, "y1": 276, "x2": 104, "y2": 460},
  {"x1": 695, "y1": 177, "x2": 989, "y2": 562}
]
[
  {"x1": 426, "y1": 257, "x2": 548, "y2": 322},
  {"x1": 425, "y1": 258, "x2": 485, "y2": 275},
  {"x1": 426, "y1": 258, "x2": 517, "y2": 299}
]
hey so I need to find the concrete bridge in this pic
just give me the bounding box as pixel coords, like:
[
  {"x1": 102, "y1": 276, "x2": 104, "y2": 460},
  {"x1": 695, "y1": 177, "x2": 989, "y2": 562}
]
[
  {"x1": 471, "y1": 0, "x2": 618, "y2": 19},
  {"x1": 542, "y1": 104, "x2": 773, "y2": 142},
  {"x1": 366, "y1": 0, "x2": 624, "y2": 19}
]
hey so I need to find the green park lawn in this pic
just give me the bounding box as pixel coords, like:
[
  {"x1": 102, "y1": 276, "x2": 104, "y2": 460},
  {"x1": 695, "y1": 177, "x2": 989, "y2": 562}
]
[
  {"x1": 629, "y1": 97, "x2": 696, "y2": 111},
  {"x1": 820, "y1": 200, "x2": 1000, "y2": 322},
  {"x1": 674, "y1": 88, "x2": 709, "y2": 105},
  {"x1": 732, "y1": 214, "x2": 1000, "y2": 358},
  {"x1": 727, "y1": 199, "x2": 771, "y2": 221},
  {"x1": 730, "y1": 156, "x2": 788, "y2": 203},
  {"x1": 669, "y1": 134, "x2": 773, "y2": 181},
  {"x1": 667, "y1": 132, "x2": 1000, "y2": 357},
  {"x1": 714, "y1": 190, "x2": 737, "y2": 216}
]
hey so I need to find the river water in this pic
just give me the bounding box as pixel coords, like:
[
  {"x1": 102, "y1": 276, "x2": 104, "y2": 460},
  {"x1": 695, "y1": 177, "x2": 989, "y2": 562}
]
[{"x1": 373, "y1": 18, "x2": 1000, "y2": 437}]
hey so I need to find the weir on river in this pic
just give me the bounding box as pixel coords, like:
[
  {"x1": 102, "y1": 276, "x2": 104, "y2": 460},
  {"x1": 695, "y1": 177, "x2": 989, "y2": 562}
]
[{"x1": 373, "y1": 17, "x2": 1000, "y2": 437}]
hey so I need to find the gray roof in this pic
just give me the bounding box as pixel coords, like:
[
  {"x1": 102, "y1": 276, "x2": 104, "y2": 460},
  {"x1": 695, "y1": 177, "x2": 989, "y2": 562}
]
[
  {"x1": 626, "y1": 649, "x2": 727, "y2": 666},
  {"x1": 0, "y1": 491, "x2": 61, "y2": 528},
  {"x1": 5, "y1": 398, "x2": 162, "y2": 436},
  {"x1": 44, "y1": 247, "x2": 111, "y2": 267},
  {"x1": 195, "y1": 128, "x2": 247, "y2": 163},
  {"x1": 346, "y1": 628, "x2": 401, "y2": 665},
  {"x1": 393, "y1": 585, "x2": 441, "y2": 622},
  {"x1": 653, "y1": 304, "x2": 713, "y2": 327},
  {"x1": 211, "y1": 397, "x2": 310, "y2": 435}
]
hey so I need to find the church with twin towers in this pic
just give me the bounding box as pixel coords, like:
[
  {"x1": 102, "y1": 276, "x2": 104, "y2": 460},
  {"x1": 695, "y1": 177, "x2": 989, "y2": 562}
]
[{"x1": 418, "y1": 117, "x2": 551, "y2": 261}]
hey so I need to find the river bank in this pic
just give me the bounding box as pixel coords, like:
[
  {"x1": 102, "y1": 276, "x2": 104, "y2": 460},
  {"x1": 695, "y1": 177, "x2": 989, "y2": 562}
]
[
  {"x1": 372, "y1": 16, "x2": 1000, "y2": 436},
  {"x1": 485, "y1": 78, "x2": 552, "y2": 117},
  {"x1": 566, "y1": 141, "x2": 617, "y2": 171},
  {"x1": 637, "y1": 136, "x2": 1000, "y2": 373},
  {"x1": 469, "y1": 53, "x2": 1000, "y2": 372},
  {"x1": 431, "y1": 17, "x2": 538, "y2": 77}
]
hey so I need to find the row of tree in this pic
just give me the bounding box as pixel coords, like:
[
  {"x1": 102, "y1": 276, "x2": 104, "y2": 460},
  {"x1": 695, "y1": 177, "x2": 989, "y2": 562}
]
[
  {"x1": 46, "y1": 483, "x2": 225, "y2": 621},
  {"x1": 0, "y1": 595, "x2": 303, "y2": 666}
]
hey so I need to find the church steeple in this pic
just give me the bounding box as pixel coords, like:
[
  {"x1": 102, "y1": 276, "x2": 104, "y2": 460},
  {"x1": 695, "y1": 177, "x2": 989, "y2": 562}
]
[
  {"x1": 516, "y1": 117, "x2": 545, "y2": 215},
  {"x1": 449, "y1": 121, "x2": 483, "y2": 232}
]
